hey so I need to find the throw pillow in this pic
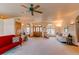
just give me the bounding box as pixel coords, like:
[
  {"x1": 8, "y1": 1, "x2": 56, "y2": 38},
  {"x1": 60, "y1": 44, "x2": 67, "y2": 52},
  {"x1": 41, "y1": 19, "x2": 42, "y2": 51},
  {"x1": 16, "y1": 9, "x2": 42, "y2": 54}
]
[{"x1": 12, "y1": 37, "x2": 19, "y2": 43}]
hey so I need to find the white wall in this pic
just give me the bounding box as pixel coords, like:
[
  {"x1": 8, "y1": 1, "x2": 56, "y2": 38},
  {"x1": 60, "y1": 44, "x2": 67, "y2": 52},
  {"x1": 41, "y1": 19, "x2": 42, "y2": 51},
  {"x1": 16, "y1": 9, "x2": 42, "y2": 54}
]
[
  {"x1": 3, "y1": 18, "x2": 15, "y2": 35},
  {"x1": 0, "y1": 19, "x2": 4, "y2": 36},
  {"x1": 0, "y1": 18, "x2": 16, "y2": 36}
]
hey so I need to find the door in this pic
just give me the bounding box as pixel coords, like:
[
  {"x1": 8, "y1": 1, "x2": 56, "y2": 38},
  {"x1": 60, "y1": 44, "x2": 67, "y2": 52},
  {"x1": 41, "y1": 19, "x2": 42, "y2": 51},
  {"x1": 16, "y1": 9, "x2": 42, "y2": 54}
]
[{"x1": 33, "y1": 25, "x2": 42, "y2": 37}]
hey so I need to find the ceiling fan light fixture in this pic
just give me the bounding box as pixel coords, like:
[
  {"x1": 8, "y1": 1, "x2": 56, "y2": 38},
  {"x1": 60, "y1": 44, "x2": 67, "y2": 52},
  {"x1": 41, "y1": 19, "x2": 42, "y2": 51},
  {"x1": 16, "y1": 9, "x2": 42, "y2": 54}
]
[{"x1": 21, "y1": 4, "x2": 43, "y2": 16}]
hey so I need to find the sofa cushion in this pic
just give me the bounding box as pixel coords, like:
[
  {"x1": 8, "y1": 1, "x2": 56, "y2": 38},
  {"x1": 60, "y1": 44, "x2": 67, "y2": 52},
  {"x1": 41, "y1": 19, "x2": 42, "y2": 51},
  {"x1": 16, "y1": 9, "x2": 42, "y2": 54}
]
[
  {"x1": 0, "y1": 42, "x2": 19, "y2": 54},
  {"x1": 0, "y1": 35, "x2": 15, "y2": 48}
]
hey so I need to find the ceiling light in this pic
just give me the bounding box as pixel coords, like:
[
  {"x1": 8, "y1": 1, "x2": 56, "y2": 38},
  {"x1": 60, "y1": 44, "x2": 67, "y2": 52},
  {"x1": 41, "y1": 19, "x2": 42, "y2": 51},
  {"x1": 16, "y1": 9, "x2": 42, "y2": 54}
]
[
  {"x1": 56, "y1": 23, "x2": 62, "y2": 27},
  {"x1": 70, "y1": 21, "x2": 74, "y2": 25},
  {"x1": 0, "y1": 15, "x2": 8, "y2": 19},
  {"x1": 22, "y1": 23, "x2": 24, "y2": 26}
]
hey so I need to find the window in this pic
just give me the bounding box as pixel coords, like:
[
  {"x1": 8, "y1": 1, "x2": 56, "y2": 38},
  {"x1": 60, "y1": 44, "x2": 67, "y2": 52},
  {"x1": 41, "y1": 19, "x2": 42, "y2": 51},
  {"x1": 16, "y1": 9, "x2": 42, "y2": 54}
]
[
  {"x1": 46, "y1": 24, "x2": 55, "y2": 35},
  {"x1": 64, "y1": 27, "x2": 68, "y2": 33},
  {"x1": 24, "y1": 25, "x2": 31, "y2": 35},
  {"x1": 33, "y1": 25, "x2": 42, "y2": 32},
  {"x1": 26, "y1": 27, "x2": 30, "y2": 34}
]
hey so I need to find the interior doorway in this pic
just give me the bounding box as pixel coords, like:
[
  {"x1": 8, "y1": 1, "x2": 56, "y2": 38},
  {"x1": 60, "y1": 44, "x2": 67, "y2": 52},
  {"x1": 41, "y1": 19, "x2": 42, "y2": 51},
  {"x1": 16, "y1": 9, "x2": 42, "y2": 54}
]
[{"x1": 23, "y1": 24, "x2": 31, "y2": 36}]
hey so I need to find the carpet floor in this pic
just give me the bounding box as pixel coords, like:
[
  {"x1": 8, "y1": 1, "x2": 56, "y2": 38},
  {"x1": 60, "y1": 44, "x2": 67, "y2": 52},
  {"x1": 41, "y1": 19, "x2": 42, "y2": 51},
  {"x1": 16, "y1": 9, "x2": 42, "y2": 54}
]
[{"x1": 3, "y1": 37, "x2": 79, "y2": 55}]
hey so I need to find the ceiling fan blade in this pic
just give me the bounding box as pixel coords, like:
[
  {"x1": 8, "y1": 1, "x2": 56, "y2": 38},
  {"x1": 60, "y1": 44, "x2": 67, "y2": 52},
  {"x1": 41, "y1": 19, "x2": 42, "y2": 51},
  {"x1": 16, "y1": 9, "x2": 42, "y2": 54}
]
[
  {"x1": 21, "y1": 5, "x2": 27, "y2": 8},
  {"x1": 34, "y1": 10, "x2": 43, "y2": 14},
  {"x1": 34, "y1": 5, "x2": 40, "y2": 9}
]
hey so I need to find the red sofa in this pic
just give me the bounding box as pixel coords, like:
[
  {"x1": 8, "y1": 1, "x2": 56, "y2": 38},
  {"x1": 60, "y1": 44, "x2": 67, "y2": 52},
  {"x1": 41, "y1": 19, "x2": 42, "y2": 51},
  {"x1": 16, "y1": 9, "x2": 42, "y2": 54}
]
[{"x1": 0, "y1": 35, "x2": 22, "y2": 54}]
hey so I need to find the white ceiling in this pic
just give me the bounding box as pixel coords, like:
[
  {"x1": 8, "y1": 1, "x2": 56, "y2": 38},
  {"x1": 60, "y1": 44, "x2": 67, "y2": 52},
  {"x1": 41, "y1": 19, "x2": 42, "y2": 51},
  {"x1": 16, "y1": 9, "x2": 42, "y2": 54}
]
[{"x1": 0, "y1": 3, "x2": 79, "y2": 21}]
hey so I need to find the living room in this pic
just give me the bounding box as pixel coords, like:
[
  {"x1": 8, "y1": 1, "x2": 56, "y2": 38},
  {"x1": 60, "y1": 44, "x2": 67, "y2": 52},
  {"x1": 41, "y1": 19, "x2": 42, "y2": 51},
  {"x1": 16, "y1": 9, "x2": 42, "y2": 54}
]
[{"x1": 0, "y1": 3, "x2": 79, "y2": 55}]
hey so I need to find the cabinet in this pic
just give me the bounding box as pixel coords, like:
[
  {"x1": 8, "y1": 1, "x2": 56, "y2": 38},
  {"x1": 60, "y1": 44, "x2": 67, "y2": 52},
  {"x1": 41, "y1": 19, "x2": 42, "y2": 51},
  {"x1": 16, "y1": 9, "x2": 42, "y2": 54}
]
[{"x1": 15, "y1": 21, "x2": 21, "y2": 36}]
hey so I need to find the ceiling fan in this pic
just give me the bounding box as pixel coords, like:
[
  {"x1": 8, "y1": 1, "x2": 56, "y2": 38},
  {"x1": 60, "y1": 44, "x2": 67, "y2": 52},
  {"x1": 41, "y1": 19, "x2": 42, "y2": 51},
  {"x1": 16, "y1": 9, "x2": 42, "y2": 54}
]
[{"x1": 21, "y1": 4, "x2": 43, "y2": 16}]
